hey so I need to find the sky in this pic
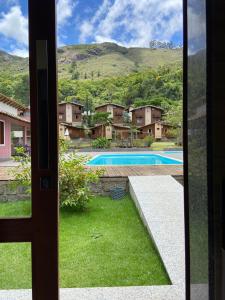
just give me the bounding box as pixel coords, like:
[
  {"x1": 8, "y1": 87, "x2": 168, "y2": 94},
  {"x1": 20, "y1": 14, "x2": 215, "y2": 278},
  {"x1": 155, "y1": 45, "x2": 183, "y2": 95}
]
[{"x1": 0, "y1": 0, "x2": 183, "y2": 57}]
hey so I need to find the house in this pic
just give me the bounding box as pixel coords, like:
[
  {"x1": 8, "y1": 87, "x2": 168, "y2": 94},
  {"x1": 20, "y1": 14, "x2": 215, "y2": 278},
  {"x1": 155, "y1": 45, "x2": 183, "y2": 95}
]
[
  {"x1": 58, "y1": 102, "x2": 85, "y2": 140},
  {"x1": 59, "y1": 123, "x2": 85, "y2": 140},
  {"x1": 95, "y1": 103, "x2": 126, "y2": 125},
  {"x1": 138, "y1": 122, "x2": 176, "y2": 140},
  {"x1": 58, "y1": 102, "x2": 84, "y2": 126},
  {"x1": 91, "y1": 124, "x2": 113, "y2": 139},
  {"x1": 0, "y1": 93, "x2": 30, "y2": 160},
  {"x1": 131, "y1": 105, "x2": 163, "y2": 127}
]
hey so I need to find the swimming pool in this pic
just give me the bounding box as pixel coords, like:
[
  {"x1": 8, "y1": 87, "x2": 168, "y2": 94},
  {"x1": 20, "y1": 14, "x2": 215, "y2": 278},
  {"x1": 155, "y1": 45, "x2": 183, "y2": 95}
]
[{"x1": 87, "y1": 154, "x2": 183, "y2": 166}]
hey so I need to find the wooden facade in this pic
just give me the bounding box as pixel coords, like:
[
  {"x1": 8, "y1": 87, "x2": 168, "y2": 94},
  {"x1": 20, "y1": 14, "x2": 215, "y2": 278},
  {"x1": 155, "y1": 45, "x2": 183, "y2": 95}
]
[
  {"x1": 138, "y1": 122, "x2": 176, "y2": 140},
  {"x1": 131, "y1": 105, "x2": 163, "y2": 127},
  {"x1": 58, "y1": 102, "x2": 84, "y2": 125},
  {"x1": 95, "y1": 103, "x2": 125, "y2": 125}
]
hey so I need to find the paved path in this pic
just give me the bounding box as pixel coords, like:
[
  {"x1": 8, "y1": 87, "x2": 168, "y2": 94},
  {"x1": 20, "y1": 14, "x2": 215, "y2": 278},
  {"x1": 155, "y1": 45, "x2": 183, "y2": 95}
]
[{"x1": 129, "y1": 175, "x2": 185, "y2": 300}]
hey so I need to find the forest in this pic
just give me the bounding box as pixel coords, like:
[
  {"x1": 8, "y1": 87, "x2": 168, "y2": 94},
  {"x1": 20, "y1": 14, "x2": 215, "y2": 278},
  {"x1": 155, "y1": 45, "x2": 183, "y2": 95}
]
[{"x1": 0, "y1": 64, "x2": 182, "y2": 126}]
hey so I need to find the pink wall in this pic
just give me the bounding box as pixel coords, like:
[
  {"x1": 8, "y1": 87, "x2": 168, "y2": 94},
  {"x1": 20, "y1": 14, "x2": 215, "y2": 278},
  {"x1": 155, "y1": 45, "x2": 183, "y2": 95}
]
[{"x1": 0, "y1": 115, "x2": 11, "y2": 160}]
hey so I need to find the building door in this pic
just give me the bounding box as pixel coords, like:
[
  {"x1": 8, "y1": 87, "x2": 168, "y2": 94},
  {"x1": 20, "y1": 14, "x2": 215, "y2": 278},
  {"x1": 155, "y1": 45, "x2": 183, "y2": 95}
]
[
  {"x1": 185, "y1": 0, "x2": 225, "y2": 299},
  {"x1": 0, "y1": 1, "x2": 59, "y2": 299}
]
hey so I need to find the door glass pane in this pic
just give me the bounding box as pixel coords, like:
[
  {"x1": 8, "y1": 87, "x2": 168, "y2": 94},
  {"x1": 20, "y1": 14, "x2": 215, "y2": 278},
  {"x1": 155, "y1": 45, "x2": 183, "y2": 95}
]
[
  {"x1": 0, "y1": 1, "x2": 31, "y2": 217},
  {"x1": 0, "y1": 243, "x2": 31, "y2": 299},
  {"x1": 187, "y1": 0, "x2": 208, "y2": 298}
]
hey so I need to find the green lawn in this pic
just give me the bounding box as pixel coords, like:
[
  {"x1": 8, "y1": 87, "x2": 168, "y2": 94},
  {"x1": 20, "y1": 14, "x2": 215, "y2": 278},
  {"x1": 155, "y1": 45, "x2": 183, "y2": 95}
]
[
  {"x1": 151, "y1": 141, "x2": 181, "y2": 151},
  {"x1": 0, "y1": 196, "x2": 170, "y2": 289}
]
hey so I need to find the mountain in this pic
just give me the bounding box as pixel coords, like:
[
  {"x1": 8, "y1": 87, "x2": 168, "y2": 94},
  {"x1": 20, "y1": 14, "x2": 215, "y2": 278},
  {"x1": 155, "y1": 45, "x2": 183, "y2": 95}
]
[
  {"x1": 0, "y1": 43, "x2": 182, "y2": 79},
  {"x1": 0, "y1": 50, "x2": 28, "y2": 74}
]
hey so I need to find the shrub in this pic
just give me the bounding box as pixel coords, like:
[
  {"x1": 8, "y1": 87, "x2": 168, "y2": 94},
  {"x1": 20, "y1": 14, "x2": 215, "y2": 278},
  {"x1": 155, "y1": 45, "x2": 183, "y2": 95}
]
[
  {"x1": 92, "y1": 137, "x2": 111, "y2": 149},
  {"x1": 165, "y1": 128, "x2": 178, "y2": 139},
  {"x1": 133, "y1": 139, "x2": 145, "y2": 148},
  {"x1": 59, "y1": 152, "x2": 103, "y2": 210},
  {"x1": 11, "y1": 140, "x2": 104, "y2": 211},
  {"x1": 143, "y1": 135, "x2": 155, "y2": 147}
]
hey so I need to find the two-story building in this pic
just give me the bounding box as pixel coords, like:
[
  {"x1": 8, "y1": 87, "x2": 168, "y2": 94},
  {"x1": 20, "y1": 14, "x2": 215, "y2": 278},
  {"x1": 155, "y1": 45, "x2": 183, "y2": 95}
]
[
  {"x1": 95, "y1": 103, "x2": 126, "y2": 125},
  {"x1": 92, "y1": 103, "x2": 131, "y2": 139},
  {"x1": 58, "y1": 102, "x2": 86, "y2": 140},
  {"x1": 131, "y1": 105, "x2": 163, "y2": 127},
  {"x1": 0, "y1": 93, "x2": 30, "y2": 160},
  {"x1": 58, "y1": 102, "x2": 84, "y2": 126}
]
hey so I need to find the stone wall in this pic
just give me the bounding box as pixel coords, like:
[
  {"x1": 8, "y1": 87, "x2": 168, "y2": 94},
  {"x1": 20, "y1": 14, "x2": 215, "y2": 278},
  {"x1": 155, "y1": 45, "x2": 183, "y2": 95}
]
[
  {"x1": 90, "y1": 177, "x2": 129, "y2": 196},
  {"x1": 0, "y1": 177, "x2": 129, "y2": 202},
  {"x1": 0, "y1": 180, "x2": 30, "y2": 202},
  {"x1": 0, "y1": 176, "x2": 183, "y2": 201}
]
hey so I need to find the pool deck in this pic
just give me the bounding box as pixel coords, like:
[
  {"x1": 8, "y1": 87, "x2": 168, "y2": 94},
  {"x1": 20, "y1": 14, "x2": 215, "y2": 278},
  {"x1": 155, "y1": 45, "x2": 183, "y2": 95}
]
[
  {"x1": 87, "y1": 165, "x2": 183, "y2": 177},
  {"x1": 85, "y1": 151, "x2": 183, "y2": 177}
]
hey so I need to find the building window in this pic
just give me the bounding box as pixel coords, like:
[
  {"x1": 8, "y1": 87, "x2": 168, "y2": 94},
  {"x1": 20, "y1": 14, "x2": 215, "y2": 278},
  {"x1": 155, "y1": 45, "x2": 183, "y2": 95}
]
[
  {"x1": 76, "y1": 115, "x2": 78, "y2": 119},
  {"x1": 0, "y1": 120, "x2": 5, "y2": 145},
  {"x1": 59, "y1": 114, "x2": 63, "y2": 120}
]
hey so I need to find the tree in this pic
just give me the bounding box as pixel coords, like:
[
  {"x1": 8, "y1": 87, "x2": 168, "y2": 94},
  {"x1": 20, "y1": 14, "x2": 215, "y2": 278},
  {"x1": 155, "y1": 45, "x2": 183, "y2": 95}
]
[
  {"x1": 93, "y1": 112, "x2": 112, "y2": 138},
  {"x1": 93, "y1": 112, "x2": 112, "y2": 125}
]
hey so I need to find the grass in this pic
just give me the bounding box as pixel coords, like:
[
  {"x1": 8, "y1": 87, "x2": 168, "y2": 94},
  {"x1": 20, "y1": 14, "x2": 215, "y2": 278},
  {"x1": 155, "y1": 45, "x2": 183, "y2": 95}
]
[
  {"x1": 151, "y1": 141, "x2": 181, "y2": 151},
  {"x1": 0, "y1": 196, "x2": 170, "y2": 289}
]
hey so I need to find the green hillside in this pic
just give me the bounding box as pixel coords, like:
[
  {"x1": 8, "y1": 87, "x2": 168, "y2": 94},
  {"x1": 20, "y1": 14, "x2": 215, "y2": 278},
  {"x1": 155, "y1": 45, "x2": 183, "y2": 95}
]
[
  {"x1": 58, "y1": 43, "x2": 182, "y2": 79},
  {"x1": 0, "y1": 42, "x2": 182, "y2": 79},
  {"x1": 0, "y1": 43, "x2": 182, "y2": 127}
]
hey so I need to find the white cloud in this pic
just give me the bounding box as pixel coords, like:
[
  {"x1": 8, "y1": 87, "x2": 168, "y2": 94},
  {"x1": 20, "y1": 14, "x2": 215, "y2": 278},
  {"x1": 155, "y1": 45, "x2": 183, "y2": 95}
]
[
  {"x1": 0, "y1": 5, "x2": 28, "y2": 46},
  {"x1": 10, "y1": 47, "x2": 28, "y2": 57},
  {"x1": 57, "y1": 0, "x2": 76, "y2": 27},
  {"x1": 79, "y1": 0, "x2": 183, "y2": 47}
]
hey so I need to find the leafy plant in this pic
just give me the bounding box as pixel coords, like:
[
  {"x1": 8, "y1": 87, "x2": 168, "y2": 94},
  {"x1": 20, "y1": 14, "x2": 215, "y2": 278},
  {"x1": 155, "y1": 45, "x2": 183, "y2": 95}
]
[
  {"x1": 143, "y1": 135, "x2": 155, "y2": 147},
  {"x1": 11, "y1": 140, "x2": 104, "y2": 210},
  {"x1": 92, "y1": 137, "x2": 111, "y2": 149},
  {"x1": 165, "y1": 128, "x2": 178, "y2": 139}
]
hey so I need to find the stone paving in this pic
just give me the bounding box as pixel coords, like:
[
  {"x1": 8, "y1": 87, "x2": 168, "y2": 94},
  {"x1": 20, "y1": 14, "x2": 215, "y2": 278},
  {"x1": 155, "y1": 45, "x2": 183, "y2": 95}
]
[{"x1": 129, "y1": 175, "x2": 185, "y2": 300}]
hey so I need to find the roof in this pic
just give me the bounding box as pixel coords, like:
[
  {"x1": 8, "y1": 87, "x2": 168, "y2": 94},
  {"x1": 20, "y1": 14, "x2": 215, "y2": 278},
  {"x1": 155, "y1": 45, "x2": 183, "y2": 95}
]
[
  {"x1": 131, "y1": 105, "x2": 164, "y2": 112},
  {"x1": 0, "y1": 110, "x2": 30, "y2": 124},
  {"x1": 138, "y1": 121, "x2": 177, "y2": 129},
  {"x1": 59, "y1": 101, "x2": 84, "y2": 107},
  {"x1": 112, "y1": 123, "x2": 130, "y2": 129},
  {"x1": 0, "y1": 93, "x2": 27, "y2": 111},
  {"x1": 95, "y1": 103, "x2": 125, "y2": 109},
  {"x1": 59, "y1": 122, "x2": 85, "y2": 129}
]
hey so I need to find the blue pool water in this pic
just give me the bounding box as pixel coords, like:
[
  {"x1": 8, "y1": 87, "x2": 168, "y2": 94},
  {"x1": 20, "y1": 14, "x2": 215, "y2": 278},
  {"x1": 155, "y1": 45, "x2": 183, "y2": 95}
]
[{"x1": 87, "y1": 154, "x2": 183, "y2": 166}]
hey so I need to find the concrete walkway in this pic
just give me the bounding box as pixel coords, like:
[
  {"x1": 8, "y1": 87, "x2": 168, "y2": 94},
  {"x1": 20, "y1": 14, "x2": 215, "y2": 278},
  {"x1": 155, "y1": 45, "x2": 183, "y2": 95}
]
[
  {"x1": 129, "y1": 175, "x2": 185, "y2": 299},
  {"x1": 0, "y1": 175, "x2": 185, "y2": 300}
]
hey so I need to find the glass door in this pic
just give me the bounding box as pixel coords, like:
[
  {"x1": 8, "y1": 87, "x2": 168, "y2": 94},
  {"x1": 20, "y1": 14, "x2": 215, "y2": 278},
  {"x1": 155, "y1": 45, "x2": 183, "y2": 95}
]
[
  {"x1": 0, "y1": 1, "x2": 59, "y2": 299},
  {"x1": 185, "y1": 0, "x2": 225, "y2": 299}
]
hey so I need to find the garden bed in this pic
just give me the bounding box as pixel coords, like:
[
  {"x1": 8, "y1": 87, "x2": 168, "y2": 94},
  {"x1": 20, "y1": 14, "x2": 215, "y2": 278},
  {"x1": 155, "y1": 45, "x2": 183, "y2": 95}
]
[{"x1": 0, "y1": 195, "x2": 169, "y2": 289}]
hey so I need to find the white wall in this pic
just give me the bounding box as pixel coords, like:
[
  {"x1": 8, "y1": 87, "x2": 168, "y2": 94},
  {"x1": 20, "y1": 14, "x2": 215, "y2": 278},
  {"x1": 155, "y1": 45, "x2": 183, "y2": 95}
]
[{"x1": 0, "y1": 102, "x2": 18, "y2": 116}]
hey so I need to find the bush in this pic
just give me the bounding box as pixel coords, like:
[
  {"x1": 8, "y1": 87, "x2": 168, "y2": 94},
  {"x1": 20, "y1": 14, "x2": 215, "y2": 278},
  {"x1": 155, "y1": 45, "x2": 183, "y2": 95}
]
[
  {"x1": 143, "y1": 135, "x2": 155, "y2": 147},
  {"x1": 59, "y1": 152, "x2": 103, "y2": 210},
  {"x1": 11, "y1": 140, "x2": 104, "y2": 211},
  {"x1": 165, "y1": 128, "x2": 178, "y2": 139},
  {"x1": 92, "y1": 137, "x2": 111, "y2": 149},
  {"x1": 133, "y1": 139, "x2": 145, "y2": 148}
]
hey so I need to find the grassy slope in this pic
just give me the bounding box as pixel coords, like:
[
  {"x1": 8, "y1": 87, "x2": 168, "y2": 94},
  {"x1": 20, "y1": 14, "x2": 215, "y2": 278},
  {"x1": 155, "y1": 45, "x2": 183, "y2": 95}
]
[
  {"x1": 0, "y1": 196, "x2": 169, "y2": 289},
  {"x1": 0, "y1": 43, "x2": 182, "y2": 78}
]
